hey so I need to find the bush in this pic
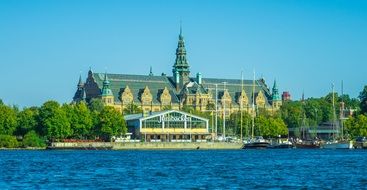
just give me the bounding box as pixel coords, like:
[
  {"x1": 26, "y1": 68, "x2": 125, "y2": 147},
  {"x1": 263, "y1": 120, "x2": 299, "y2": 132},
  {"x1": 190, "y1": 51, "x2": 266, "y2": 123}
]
[
  {"x1": 22, "y1": 131, "x2": 46, "y2": 147},
  {"x1": 0, "y1": 135, "x2": 19, "y2": 148}
]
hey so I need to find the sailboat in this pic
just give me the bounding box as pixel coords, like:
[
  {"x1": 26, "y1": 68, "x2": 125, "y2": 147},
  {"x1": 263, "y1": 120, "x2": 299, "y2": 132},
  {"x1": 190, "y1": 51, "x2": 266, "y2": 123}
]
[
  {"x1": 294, "y1": 100, "x2": 320, "y2": 149},
  {"x1": 321, "y1": 83, "x2": 353, "y2": 149},
  {"x1": 242, "y1": 70, "x2": 270, "y2": 149}
]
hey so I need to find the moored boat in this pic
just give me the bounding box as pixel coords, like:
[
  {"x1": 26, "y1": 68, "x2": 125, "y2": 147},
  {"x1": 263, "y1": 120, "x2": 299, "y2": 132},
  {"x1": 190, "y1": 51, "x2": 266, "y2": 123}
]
[
  {"x1": 354, "y1": 137, "x2": 367, "y2": 149},
  {"x1": 294, "y1": 140, "x2": 320, "y2": 149},
  {"x1": 243, "y1": 136, "x2": 270, "y2": 149},
  {"x1": 270, "y1": 141, "x2": 294, "y2": 149},
  {"x1": 321, "y1": 140, "x2": 353, "y2": 149},
  {"x1": 320, "y1": 85, "x2": 353, "y2": 149}
]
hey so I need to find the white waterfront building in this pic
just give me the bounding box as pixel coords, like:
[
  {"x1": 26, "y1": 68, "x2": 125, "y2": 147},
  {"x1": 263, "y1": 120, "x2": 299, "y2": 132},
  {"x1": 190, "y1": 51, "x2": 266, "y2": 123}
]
[{"x1": 124, "y1": 110, "x2": 210, "y2": 142}]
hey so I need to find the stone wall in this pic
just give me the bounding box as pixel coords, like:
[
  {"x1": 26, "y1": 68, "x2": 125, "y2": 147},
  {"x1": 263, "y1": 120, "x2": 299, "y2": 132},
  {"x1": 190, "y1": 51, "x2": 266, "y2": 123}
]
[
  {"x1": 49, "y1": 142, "x2": 243, "y2": 150},
  {"x1": 112, "y1": 142, "x2": 243, "y2": 150}
]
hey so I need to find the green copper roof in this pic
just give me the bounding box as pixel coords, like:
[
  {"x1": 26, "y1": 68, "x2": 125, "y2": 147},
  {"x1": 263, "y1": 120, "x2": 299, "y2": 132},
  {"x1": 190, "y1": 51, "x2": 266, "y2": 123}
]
[
  {"x1": 101, "y1": 73, "x2": 113, "y2": 97},
  {"x1": 272, "y1": 80, "x2": 281, "y2": 101},
  {"x1": 93, "y1": 73, "x2": 180, "y2": 104},
  {"x1": 101, "y1": 88, "x2": 113, "y2": 96},
  {"x1": 182, "y1": 81, "x2": 207, "y2": 95},
  {"x1": 173, "y1": 28, "x2": 189, "y2": 71},
  {"x1": 89, "y1": 72, "x2": 273, "y2": 107}
]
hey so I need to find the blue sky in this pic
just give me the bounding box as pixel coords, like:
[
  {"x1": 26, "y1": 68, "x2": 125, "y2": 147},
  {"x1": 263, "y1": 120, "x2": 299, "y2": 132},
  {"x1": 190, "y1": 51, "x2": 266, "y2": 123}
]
[{"x1": 0, "y1": 0, "x2": 366, "y2": 107}]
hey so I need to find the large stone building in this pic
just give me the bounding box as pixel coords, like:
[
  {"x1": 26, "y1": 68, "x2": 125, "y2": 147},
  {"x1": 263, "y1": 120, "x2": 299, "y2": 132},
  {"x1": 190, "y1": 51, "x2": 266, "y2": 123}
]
[{"x1": 73, "y1": 29, "x2": 282, "y2": 116}]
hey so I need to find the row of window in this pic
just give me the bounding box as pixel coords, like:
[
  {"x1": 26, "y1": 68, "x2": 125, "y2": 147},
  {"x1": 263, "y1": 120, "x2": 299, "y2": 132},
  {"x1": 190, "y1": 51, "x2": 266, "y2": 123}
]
[{"x1": 146, "y1": 134, "x2": 206, "y2": 140}]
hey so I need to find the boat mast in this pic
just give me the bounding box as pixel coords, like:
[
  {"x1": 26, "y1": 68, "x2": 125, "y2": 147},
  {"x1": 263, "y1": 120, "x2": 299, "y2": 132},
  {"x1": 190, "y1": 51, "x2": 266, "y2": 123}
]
[
  {"x1": 304, "y1": 115, "x2": 306, "y2": 139},
  {"x1": 240, "y1": 71, "x2": 243, "y2": 141},
  {"x1": 332, "y1": 83, "x2": 337, "y2": 141},
  {"x1": 340, "y1": 80, "x2": 344, "y2": 139},
  {"x1": 223, "y1": 82, "x2": 227, "y2": 140},
  {"x1": 215, "y1": 84, "x2": 218, "y2": 139},
  {"x1": 251, "y1": 70, "x2": 255, "y2": 139}
]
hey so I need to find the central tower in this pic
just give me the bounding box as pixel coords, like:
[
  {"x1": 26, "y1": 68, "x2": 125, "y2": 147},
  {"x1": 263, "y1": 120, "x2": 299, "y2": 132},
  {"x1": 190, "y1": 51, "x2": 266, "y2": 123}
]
[{"x1": 173, "y1": 26, "x2": 190, "y2": 90}]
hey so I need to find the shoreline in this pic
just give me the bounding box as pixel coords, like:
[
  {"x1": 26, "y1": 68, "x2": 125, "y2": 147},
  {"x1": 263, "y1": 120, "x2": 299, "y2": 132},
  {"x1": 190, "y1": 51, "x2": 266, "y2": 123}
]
[
  {"x1": 47, "y1": 142, "x2": 244, "y2": 150},
  {"x1": 0, "y1": 142, "x2": 244, "y2": 150},
  {"x1": 0, "y1": 147, "x2": 46, "y2": 150},
  {"x1": 2, "y1": 142, "x2": 366, "y2": 150}
]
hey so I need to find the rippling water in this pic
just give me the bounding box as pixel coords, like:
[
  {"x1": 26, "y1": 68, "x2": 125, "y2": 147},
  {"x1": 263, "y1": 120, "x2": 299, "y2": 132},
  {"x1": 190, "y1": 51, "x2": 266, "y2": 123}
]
[{"x1": 0, "y1": 149, "x2": 367, "y2": 189}]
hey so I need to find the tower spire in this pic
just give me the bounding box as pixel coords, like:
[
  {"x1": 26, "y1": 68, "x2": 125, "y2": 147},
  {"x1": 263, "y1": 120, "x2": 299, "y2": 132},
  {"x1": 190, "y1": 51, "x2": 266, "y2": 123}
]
[
  {"x1": 78, "y1": 74, "x2": 83, "y2": 87},
  {"x1": 103, "y1": 71, "x2": 109, "y2": 85},
  {"x1": 73, "y1": 74, "x2": 85, "y2": 103},
  {"x1": 101, "y1": 72, "x2": 114, "y2": 105},
  {"x1": 149, "y1": 66, "x2": 153, "y2": 76},
  {"x1": 271, "y1": 79, "x2": 282, "y2": 109},
  {"x1": 179, "y1": 20, "x2": 183, "y2": 38},
  {"x1": 272, "y1": 79, "x2": 280, "y2": 101},
  {"x1": 173, "y1": 24, "x2": 190, "y2": 87},
  {"x1": 102, "y1": 72, "x2": 112, "y2": 96}
]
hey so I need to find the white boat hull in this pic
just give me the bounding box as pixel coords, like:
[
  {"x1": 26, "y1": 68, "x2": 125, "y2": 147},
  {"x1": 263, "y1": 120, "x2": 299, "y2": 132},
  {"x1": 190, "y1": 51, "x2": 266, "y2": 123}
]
[{"x1": 322, "y1": 141, "x2": 353, "y2": 149}]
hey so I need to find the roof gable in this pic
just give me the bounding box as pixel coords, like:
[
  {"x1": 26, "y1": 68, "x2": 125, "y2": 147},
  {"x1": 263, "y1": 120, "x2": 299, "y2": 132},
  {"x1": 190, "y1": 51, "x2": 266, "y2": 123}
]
[{"x1": 93, "y1": 73, "x2": 180, "y2": 104}]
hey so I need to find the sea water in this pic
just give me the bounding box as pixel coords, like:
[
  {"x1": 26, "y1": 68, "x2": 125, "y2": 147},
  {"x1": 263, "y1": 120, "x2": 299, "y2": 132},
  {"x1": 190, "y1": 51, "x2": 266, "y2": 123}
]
[{"x1": 0, "y1": 149, "x2": 366, "y2": 189}]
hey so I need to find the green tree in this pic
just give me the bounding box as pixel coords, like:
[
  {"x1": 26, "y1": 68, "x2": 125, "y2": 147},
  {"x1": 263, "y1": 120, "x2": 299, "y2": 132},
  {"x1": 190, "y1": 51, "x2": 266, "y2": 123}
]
[
  {"x1": 90, "y1": 110, "x2": 100, "y2": 136},
  {"x1": 38, "y1": 101, "x2": 59, "y2": 136},
  {"x1": 339, "y1": 94, "x2": 360, "y2": 110},
  {"x1": 280, "y1": 101, "x2": 303, "y2": 129},
  {"x1": 254, "y1": 115, "x2": 288, "y2": 138},
  {"x1": 162, "y1": 105, "x2": 172, "y2": 111},
  {"x1": 61, "y1": 104, "x2": 75, "y2": 136},
  {"x1": 359, "y1": 85, "x2": 367, "y2": 114},
  {"x1": 182, "y1": 105, "x2": 211, "y2": 120},
  {"x1": 22, "y1": 130, "x2": 46, "y2": 147},
  {"x1": 39, "y1": 101, "x2": 71, "y2": 140},
  {"x1": 15, "y1": 107, "x2": 39, "y2": 137},
  {"x1": 229, "y1": 111, "x2": 252, "y2": 138},
  {"x1": 344, "y1": 114, "x2": 367, "y2": 139},
  {"x1": 182, "y1": 105, "x2": 195, "y2": 113},
  {"x1": 206, "y1": 103, "x2": 215, "y2": 111},
  {"x1": 96, "y1": 106, "x2": 127, "y2": 141},
  {"x1": 0, "y1": 135, "x2": 19, "y2": 148},
  {"x1": 303, "y1": 98, "x2": 322, "y2": 126},
  {"x1": 66, "y1": 102, "x2": 93, "y2": 139},
  {"x1": 254, "y1": 115, "x2": 268, "y2": 137},
  {"x1": 320, "y1": 93, "x2": 336, "y2": 121},
  {"x1": 272, "y1": 117, "x2": 288, "y2": 137},
  {"x1": 88, "y1": 98, "x2": 104, "y2": 113},
  {"x1": 0, "y1": 104, "x2": 18, "y2": 135},
  {"x1": 123, "y1": 103, "x2": 142, "y2": 115}
]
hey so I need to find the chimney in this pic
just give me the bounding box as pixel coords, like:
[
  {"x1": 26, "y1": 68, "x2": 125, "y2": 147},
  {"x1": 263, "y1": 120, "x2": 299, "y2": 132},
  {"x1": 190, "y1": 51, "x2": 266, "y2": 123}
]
[{"x1": 196, "y1": 72, "x2": 202, "y2": 85}]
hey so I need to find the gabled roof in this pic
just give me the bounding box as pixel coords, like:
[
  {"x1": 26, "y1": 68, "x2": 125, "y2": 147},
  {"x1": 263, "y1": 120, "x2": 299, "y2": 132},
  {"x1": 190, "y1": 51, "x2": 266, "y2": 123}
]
[
  {"x1": 183, "y1": 81, "x2": 207, "y2": 94},
  {"x1": 90, "y1": 72, "x2": 272, "y2": 107},
  {"x1": 200, "y1": 77, "x2": 271, "y2": 107},
  {"x1": 92, "y1": 73, "x2": 180, "y2": 104}
]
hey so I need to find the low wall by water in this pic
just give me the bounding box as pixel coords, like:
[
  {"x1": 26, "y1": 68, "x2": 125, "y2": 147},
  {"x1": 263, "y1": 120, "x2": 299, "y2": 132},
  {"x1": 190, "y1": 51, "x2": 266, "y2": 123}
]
[
  {"x1": 49, "y1": 142, "x2": 113, "y2": 150},
  {"x1": 49, "y1": 142, "x2": 243, "y2": 150},
  {"x1": 113, "y1": 142, "x2": 243, "y2": 150}
]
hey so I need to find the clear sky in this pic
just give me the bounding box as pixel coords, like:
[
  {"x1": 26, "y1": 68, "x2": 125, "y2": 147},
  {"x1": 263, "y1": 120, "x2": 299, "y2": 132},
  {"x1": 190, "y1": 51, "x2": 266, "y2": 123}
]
[{"x1": 0, "y1": 0, "x2": 366, "y2": 107}]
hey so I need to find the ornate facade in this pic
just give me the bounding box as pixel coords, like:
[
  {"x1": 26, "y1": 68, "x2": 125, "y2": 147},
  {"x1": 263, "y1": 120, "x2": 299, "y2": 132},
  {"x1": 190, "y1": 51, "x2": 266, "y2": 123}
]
[{"x1": 73, "y1": 29, "x2": 282, "y2": 115}]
